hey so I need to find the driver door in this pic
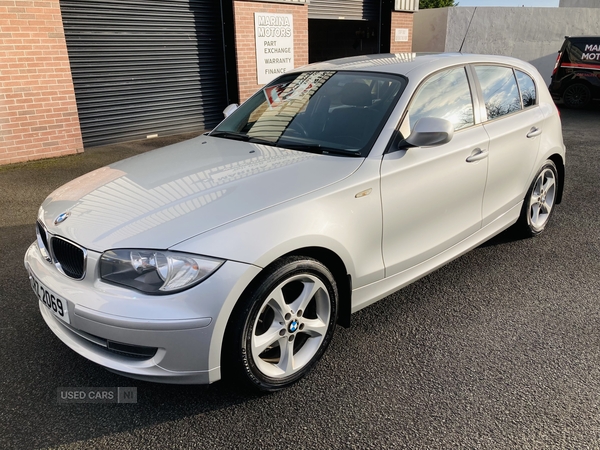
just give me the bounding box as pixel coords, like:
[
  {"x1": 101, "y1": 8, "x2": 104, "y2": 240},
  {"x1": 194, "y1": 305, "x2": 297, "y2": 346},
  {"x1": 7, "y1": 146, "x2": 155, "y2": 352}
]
[{"x1": 380, "y1": 66, "x2": 489, "y2": 277}]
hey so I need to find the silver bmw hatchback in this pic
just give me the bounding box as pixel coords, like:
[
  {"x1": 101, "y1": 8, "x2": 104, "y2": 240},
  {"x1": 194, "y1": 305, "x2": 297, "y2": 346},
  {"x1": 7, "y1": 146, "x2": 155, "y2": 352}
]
[{"x1": 25, "y1": 53, "x2": 566, "y2": 391}]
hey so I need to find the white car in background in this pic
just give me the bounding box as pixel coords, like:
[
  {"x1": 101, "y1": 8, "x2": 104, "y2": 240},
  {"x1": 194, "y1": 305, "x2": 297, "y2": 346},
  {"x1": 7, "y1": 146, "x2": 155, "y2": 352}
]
[{"x1": 25, "y1": 53, "x2": 566, "y2": 391}]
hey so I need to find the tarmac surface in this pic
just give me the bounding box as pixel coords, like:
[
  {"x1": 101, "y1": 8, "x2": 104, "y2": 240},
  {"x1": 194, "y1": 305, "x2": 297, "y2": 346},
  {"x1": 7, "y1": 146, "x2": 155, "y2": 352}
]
[{"x1": 1, "y1": 108, "x2": 599, "y2": 449}]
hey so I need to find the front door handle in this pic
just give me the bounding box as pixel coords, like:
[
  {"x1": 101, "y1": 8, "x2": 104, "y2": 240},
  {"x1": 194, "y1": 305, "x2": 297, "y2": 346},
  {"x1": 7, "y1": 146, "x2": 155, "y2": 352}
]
[
  {"x1": 527, "y1": 127, "x2": 542, "y2": 138},
  {"x1": 466, "y1": 148, "x2": 488, "y2": 163}
]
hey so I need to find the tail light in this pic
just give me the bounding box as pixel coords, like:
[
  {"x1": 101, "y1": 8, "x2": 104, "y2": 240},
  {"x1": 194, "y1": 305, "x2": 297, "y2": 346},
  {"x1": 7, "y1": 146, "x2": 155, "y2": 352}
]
[{"x1": 551, "y1": 51, "x2": 562, "y2": 77}]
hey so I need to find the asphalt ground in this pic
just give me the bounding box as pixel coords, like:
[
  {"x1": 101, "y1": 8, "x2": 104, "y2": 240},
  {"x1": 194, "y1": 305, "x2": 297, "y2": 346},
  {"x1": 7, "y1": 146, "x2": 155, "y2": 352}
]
[{"x1": 1, "y1": 108, "x2": 599, "y2": 449}]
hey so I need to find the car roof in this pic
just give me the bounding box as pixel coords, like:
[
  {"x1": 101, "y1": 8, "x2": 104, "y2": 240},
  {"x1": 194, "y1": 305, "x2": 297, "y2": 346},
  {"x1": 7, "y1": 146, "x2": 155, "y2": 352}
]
[
  {"x1": 565, "y1": 36, "x2": 600, "y2": 41},
  {"x1": 294, "y1": 53, "x2": 536, "y2": 79}
]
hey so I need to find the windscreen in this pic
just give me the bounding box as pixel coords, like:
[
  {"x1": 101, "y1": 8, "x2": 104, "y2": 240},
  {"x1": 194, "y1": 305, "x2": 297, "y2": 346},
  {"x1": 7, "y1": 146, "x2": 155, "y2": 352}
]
[{"x1": 211, "y1": 71, "x2": 406, "y2": 157}]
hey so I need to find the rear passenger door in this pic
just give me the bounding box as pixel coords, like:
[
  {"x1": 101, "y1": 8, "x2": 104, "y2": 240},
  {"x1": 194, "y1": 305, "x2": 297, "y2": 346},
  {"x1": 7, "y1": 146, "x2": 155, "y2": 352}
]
[{"x1": 473, "y1": 65, "x2": 544, "y2": 226}]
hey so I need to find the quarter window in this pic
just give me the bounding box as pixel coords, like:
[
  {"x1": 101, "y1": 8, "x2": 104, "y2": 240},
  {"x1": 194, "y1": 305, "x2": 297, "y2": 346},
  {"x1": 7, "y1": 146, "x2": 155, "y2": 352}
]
[
  {"x1": 405, "y1": 67, "x2": 474, "y2": 132},
  {"x1": 474, "y1": 66, "x2": 521, "y2": 120},
  {"x1": 515, "y1": 70, "x2": 537, "y2": 108}
]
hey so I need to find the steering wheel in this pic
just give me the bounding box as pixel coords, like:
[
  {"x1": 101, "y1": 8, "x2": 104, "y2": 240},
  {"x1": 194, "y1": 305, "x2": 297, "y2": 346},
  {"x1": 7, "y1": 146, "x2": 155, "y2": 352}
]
[{"x1": 285, "y1": 121, "x2": 308, "y2": 138}]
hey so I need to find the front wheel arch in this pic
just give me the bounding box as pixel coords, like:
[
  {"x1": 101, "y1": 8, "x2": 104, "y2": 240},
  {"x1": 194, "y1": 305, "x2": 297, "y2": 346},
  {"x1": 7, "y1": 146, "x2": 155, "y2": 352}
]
[
  {"x1": 285, "y1": 247, "x2": 351, "y2": 328},
  {"x1": 221, "y1": 255, "x2": 339, "y2": 391}
]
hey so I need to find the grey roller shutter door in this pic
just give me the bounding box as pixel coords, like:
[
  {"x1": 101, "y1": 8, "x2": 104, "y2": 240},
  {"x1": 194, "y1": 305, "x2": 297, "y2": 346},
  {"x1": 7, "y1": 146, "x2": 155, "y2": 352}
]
[
  {"x1": 60, "y1": 0, "x2": 227, "y2": 147},
  {"x1": 308, "y1": 0, "x2": 379, "y2": 21}
]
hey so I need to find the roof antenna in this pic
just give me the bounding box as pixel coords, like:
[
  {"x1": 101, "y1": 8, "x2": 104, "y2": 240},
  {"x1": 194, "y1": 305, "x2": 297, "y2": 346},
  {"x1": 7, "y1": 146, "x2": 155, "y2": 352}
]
[{"x1": 459, "y1": 7, "x2": 477, "y2": 53}]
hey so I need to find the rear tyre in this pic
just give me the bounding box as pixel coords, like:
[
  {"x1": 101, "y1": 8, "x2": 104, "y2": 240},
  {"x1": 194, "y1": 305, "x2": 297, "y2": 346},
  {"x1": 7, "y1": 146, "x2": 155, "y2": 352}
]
[
  {"x1": 223, "y1": 256, "x2": 338, "y2": 391},
  {"x1": 563, "y1": 83, "x2": 591, "y2": 109},
  {"x1": 515, "y1": 160, "x2": 558, "y2": 237}
]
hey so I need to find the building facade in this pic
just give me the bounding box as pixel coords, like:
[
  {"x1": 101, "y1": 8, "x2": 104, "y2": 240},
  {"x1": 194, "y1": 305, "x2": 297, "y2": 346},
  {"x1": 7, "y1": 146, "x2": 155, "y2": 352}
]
[
  {"x1": 559, "y1": 0, "x2": 600, "y2": 7},
  {"x1": 2, "y1": 1, "x2": 84, "y2": 165},
  {"x1": 1, "y1": 0, "x2": 416, "y2": 165}
]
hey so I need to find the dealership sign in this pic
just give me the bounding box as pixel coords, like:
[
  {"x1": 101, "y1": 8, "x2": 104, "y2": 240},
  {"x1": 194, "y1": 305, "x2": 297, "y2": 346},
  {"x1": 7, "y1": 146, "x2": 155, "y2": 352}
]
[
  {"x1": 582, "y1": 44, "x2": 600, "y2": 61},
  {"x1": 255, "y1": 13, "x2": 294, "y2": 85}
]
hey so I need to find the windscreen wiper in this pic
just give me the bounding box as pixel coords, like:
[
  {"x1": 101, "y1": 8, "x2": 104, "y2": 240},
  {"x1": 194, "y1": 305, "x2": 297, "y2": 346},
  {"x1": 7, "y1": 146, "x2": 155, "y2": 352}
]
[
  {"x1": 248, "y1": 136, "x2": 279, "y2": 146},
  {"x1": 210, "y1": 131, "x2": 278, "y2": 147},
  {"x1": 209, "y1": 131, "x2": 251, "y2": 141},
  {"x1": 278, "y1": 142, "x2": 363, "y2": 157},
  {"x1": 209, "y1": 132, "x2": 358, "y2": 156}
]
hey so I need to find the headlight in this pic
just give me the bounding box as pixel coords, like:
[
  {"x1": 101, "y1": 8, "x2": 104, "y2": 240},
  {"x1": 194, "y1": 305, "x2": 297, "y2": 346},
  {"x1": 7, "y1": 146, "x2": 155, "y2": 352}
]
[{"x1": 100, "y1": 250, "x2": 224, "y2": 294}]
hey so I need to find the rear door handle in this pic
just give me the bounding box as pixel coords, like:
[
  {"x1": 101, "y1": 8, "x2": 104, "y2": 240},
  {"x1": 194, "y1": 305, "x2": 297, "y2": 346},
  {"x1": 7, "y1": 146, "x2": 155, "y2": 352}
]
[
  {"x1": 527, "y1": 127, "x2": 542, "y2": 138},
  {"x1": 466, "y1": 148, "x2": 488, "y2": 163}
]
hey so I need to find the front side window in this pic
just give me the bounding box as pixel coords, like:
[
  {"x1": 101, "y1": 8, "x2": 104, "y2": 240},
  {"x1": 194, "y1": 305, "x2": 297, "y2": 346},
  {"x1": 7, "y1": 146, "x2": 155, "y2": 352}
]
[
  {"x1": 515, "y1": 70, "x2": 537, "y2": 108},
  {"x1": 475, "y1": 66, "x2": 521, "y2": 120},
  {"x1": 404, "y1": 67, "x2": 474, "y2": 132},
  {"x1": 211, "y1": 71, "x2": 406, "y2": 157}
]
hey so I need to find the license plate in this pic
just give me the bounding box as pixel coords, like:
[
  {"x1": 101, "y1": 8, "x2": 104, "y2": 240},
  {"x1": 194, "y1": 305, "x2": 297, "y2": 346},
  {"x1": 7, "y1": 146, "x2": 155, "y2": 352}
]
[{"x1": 29, "y1": 270, "x2": 70, "y2": 324}]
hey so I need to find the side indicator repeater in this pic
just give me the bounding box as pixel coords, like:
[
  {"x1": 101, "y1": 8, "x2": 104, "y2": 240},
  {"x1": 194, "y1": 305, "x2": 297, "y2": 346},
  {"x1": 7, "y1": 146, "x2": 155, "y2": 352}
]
[{"x1": 355, "y1": 188, "x2": 372, "y2": 199}]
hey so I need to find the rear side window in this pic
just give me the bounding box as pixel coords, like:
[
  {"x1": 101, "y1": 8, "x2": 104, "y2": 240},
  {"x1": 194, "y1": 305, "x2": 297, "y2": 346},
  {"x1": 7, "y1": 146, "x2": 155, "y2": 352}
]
[
  {"x1": 475, "y1": 66, "x2": 521, "y2": 120},
  {"x1": 405, "y1": 67, "x2": 474, "y2": 132},
  {"x1": 515, "y1": 70, "x2": 536, "y2": 108}
]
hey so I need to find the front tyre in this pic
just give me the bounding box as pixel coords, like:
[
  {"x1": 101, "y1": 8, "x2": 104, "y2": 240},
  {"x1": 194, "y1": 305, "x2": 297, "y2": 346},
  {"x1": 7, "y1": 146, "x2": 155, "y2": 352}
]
[
  {"x1": 224, "y1": 256, "x2": 338, "y2": 391},
  {"x1": 516, "y1": 160, "x2": 558, "y2": 237}
]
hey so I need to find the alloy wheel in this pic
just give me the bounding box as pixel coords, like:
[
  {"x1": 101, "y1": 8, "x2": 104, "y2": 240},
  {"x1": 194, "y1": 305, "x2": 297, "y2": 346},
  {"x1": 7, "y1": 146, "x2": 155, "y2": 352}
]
[
  {"x1": 563, "y1": 84, "x2": 591, "y2": 108},
  {"x1": 250, "y1": 273, "x2": 332, "y2": 379},
  {"x1": 528, "y1": 167, "x2": 556, "y2": 232}
]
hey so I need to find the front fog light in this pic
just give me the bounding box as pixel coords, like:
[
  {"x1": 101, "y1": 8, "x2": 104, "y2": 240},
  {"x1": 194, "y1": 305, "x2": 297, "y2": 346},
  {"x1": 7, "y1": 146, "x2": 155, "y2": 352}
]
[{"x1": 100, "y1": 249, "x2": 224, "y2": 294}]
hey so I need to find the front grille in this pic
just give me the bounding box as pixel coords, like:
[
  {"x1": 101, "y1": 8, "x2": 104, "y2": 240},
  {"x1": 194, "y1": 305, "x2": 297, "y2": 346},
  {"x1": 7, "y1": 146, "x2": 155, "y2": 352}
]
[{"x1": 51, "y1": 237, "x2": 85, "y2": 279}]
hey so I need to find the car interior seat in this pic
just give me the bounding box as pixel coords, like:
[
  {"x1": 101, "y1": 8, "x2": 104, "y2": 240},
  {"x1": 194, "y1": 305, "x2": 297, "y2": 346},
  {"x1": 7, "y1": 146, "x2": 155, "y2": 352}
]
[{"x1": 322, "y1": 82, "x2": 374, "y2": 148}]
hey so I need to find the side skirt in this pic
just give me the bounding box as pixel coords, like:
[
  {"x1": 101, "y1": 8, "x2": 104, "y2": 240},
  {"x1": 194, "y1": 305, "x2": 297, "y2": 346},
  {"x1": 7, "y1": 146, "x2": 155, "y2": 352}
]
[{"x1": 351, "y1": 202, "x2": 522, "y2": 314}]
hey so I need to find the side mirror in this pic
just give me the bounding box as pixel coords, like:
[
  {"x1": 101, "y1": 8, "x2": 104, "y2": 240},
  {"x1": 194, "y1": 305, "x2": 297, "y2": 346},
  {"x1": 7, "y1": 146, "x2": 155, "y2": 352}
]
[
  {"x1": 399, "y1": 117, "x2": 454, "y2": 149},
  {"x1": 223, "y1": 103, "x2": 239, "y2": 118}
]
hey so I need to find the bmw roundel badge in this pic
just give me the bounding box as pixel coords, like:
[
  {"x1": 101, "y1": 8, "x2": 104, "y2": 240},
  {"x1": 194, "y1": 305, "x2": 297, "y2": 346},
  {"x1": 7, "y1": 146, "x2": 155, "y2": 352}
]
[{"x1": 54, "y1": 211, "x2": 71, "y2": 225}]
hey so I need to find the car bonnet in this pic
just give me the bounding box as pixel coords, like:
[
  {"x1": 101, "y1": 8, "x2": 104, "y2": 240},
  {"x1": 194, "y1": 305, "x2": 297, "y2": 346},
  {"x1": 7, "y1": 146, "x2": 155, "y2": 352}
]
[{"x1": 38, "y1": 135, "x2": 364, "y2": 251}]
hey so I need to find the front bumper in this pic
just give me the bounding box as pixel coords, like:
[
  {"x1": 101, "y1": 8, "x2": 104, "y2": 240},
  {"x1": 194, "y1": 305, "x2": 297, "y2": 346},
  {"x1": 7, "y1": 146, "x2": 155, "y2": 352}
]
[{"x1": 24, "y1": 242, "x2": 261, "y2": 384}]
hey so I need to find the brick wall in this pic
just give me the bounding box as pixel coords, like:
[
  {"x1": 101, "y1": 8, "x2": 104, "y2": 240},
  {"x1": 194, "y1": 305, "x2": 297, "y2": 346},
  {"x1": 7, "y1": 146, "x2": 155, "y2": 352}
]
[
  {"x1": 390, "y1": 11, "x2": 414, "y2": 53},
  {"x1": 1, "y1": 0, "x2": 83, "y2": 165},
  {"x1": 233, "y1": 0, "x2": 308, "y2": 102}
]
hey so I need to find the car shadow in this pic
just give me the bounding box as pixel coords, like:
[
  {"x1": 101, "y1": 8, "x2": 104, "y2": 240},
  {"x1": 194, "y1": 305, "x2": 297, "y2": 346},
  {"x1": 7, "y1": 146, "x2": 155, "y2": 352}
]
[
  {"x1": 477, "y1": 225, "x2": 528, "y2": 248},
  {"x1": 1, "y1": 222, "x2": 270, "y2": 449}
]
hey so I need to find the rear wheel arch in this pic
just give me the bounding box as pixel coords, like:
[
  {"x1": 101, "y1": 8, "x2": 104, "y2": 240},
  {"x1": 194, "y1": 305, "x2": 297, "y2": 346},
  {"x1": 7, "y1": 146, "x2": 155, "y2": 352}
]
[
  {"x1": 561, "y1": 77, "x2": 593, "y2": 92},
  {"x1": 516, "y1": 159, "x2": 559, "y2": 237},
  {"x1": 548, "y1": 153, "x2": 565, "y2": 204}
]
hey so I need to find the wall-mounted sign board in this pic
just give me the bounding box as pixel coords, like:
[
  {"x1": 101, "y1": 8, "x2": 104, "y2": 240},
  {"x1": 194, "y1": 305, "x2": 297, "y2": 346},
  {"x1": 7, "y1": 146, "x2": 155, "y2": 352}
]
[
  {"x1": 255, "y1": 12, "x2": 294, "y2": 85},
  {"x1": 395, "y1": 28, "x2": 409, "y2": 42}
]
